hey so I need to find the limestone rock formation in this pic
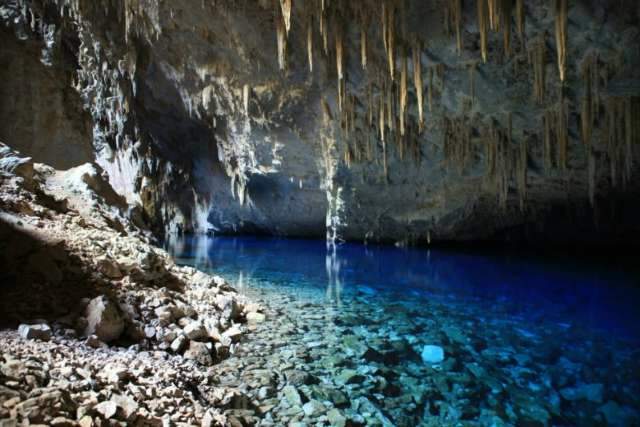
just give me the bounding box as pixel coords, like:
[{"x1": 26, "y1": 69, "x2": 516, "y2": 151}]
[{"x1": 1, "y1": 1, "x2": 639, "y2": 246}]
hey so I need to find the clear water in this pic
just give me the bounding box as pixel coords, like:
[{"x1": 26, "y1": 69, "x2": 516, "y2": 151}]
[{"x1": 167, "y1": 235, "x2": 640, "y2": 426}]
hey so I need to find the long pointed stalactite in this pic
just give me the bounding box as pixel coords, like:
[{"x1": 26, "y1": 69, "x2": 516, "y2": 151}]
[
  {"x1": 554, "y1": 0, "x2": 568, "y2": 83},
  {"x1": 478, "y1": 0, "x2": 490, "y2": 63}
]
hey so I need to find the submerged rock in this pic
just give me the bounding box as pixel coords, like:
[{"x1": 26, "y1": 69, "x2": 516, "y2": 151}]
[
  {"x1": 184, "y1": 341, "x2": 213, "y2": 366},
  {"x1": 421, "y1": 345, "x2": 445, "y2": 364},
  {"x1": 559, "y1": 383, "x2": 604, "y2": 403}
]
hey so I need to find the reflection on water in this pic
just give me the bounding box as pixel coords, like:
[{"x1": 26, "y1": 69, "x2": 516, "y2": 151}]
[
  {"x1": 166, "y1": 235, "x2": 640, "y2": 426},
  {"x1": 166, "y1": 235, "x2": 640, "y2": 340}
]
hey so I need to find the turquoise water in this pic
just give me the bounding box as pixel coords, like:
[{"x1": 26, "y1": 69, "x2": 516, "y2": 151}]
[{"x1": 167, "y1": 236, "x2": 640, "y2": 426}]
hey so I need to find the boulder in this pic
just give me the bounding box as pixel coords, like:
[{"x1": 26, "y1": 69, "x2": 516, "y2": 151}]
[
  {"x1": 84, "y1": 296, "x2": 125, "y2": 343},
  {"x1": 183, "y1": 321, "x2": 207, "y2": 340},
  {"x1": 18, "y1": 323, "x2": 52, "y2": 341},
  {"x1": 184, "y1": 341, "x2": 213, "y2": 366},
  {"x1": 421, "y1": 345, "x2": 445, "y2": 364}
]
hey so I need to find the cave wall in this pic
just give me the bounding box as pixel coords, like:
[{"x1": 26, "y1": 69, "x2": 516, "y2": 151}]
[
  {"x1": 0, "y1": 21, "x2": 93, "y2": 169},
  {"x1": 1, "y1": 0, "x2": 639, "y2": 245}
]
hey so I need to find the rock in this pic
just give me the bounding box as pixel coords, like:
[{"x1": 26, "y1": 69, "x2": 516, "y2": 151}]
[
  {"x1": 50, "y1": 417, "x2": 76, "y2": 426},
  {"x1": 0, "y1": 143, "x2": 34, "y2": 181},
  {"x1": 302, "y1": 399, "x2": 324, "y2": 417},
  {"x1": 215, "y1": 295, "x2": 241, "y2": 321},
  {"x1": 246, "y1": 312, "x2": 266, "y2": 324},
  {"x1": 111, "y1": 394, "x2": 138, "y2": 419},
  {"x1": 283, "y1": 385, "x2": 302, "y2": 406},
  {"x1": 327, "y1": 408, "x2": 347, "y2": 427},
  {"x1": 18, "y1": 323, "x2": 52, "y2": 341},
  {"x1": 183, "y1": 321, "x2": 207, "y2": 340},
  {"x1": 599, "y1": 401, "x2": 638, "y2": 426},
  {"x1": 336, "y1": 369, "x2": 365, "y2": 385},
  {"x1": 84, "y1": 296, "x2": 125, "y2": 343},
  {"x1": 559, "y1": 383, "x2": 604, "y2": 403},
  {"x1": 86, "y1": 335, "x2": 105, "y2": 348},
  {"x1": 94, "y1": 400, "x2": 117, "y2": 419},
  {"x1": 184, "y1": 341, "x2": 213, "y2": 366},
  {"x1": 170, "y1": 335, "x2": 188, "y2": 353},
  {"x1": 221, "y1": 324, "x2": 243, "y2": 342},
  {"x1": 421, "y1": 345, "x2": 445, "y2": 364},
  {"x1": 144, "y1": 325, "x2": 156, "y2": 339},
  {"x1": 77, "y1": 415, "x2": 94, "y2": 427},
  {"x1": 96, "y1": 256, "x2": 123, "y2": 279}
]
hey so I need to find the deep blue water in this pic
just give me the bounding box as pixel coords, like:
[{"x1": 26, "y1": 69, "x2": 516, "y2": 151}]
[{"x1": 168, "y1": 235, "x2": 640, "y2": 342}]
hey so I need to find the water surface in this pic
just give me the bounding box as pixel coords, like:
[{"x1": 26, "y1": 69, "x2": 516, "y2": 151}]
[{"x1": 167, "y1": 236, "x2": 640, "y2": 426}]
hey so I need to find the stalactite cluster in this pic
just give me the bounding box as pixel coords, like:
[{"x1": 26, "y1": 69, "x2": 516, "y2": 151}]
[
  {"x1": 443, "y1": 116, "x2": 472, "y2": 174},
  {"x1": 263, "y1": 0, "x2": 638, "y2": 213}
]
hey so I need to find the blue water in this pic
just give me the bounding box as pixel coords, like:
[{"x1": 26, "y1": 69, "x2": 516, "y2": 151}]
[
  {"x1": 169, "y1": 236, "x2": 640, "y2": 341},
  {"x1": 167, "y1": 235, "x2": 640, "y2": 425}
]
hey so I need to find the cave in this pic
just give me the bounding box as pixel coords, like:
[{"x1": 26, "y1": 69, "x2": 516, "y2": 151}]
[{"x1": 1, "y1": 0, "x2": 639, "y2": 425}]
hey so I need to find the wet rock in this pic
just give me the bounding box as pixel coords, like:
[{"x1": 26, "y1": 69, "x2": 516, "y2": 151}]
[
  {"x1": 327, "y1": 408, "x2": 347, "y2": 427},
  {"x1": 184, "y1": 341, "x2": 213, "y2": 366},
  {"x1": 283, "y1": 385, "x2": 302, "y2": 406},
  {"x1": 559, "y1": 383, "x2": 604, "y2": 403},
  {"x1": 84, "y1": 296, "x2": 125, "y2": 343},
  {"x1": 421, "y1": 345, "x2": 445, "y2": 364},
  {"x1": 246, "y1": 312, "x2": 266, "y2": 324},
  {"x1": 599, "y1": 401, "x2": 639, "y2": 426},
  {"x1": 18, "y1": 323, "x2": 52, "y2": 341},
  {"x1": 302, "y1": 399, "x2": 325, "y2": 417}
]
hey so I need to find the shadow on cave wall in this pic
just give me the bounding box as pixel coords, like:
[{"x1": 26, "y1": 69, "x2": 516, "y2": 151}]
[{"x1": 0, "y1": 218, "x2": 99, "y2": 328}]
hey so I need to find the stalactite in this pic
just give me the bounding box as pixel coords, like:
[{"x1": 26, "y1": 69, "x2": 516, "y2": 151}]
[
  {"x1": 336, "y1": 25, "x2": 344, "y2": 81},
  {"x1": 360, "y1": 15, "x2": 368, "y2": 70},
  {"x1": 478, "y1": 0, "x2": 489, "y2": 63},
  {"x1": 580, "y1": 54, "x2": 595, "y2": 148},
  {"x1": 515, "y1": 0, "x2": 525, "y2": 45},
  {"x1": 554, "y1": 0, "x2": 568, "y2": 82},
  {"x1": 517, "y1": 139, "x2": 527, "y2": 211},
  {"x1": 444, "y1": 116, "x2": 471, "y2": 174},
  {"x1": 367, "y1": 82, "x2": 374, "y2": 128},
  {"x1": 543, "y1": 109, "x2": 554, "y2": 171},
  {"x1": 469, "y1": 62, "x2": 477, "y2": 104},
  {"x1": 501, "y1": 0, "x2": 513, "y2": 57},
  {"x1": 425, "y1": 67, "x2": 434, "y2": 113},
  {"x1": 400, "y1": 50, "x2": 408, "y2": 136},
  {"x1": 307, "y1": 15, "x2": 313, "y2": 73},
  {"x1": 387, "y1": 2, "x2": 396, "y2": 81},
  {"x1": 488, "y1": 0, "x2": 499, "y2": 31},
  {"x1": 556, "y1": 97, "x2": 569, "y2": 170},
  {"x1": 529, "y1": 36, "x2": 546, "y2": 103},
  {"x1": 276, "y1": 16, "x2": 287, "y2": 71},
  {"x1": 320, "y1": 9, "x2": 328, "y2": 55},
  {"x1": 452, "y1": 0, "x2": 463, "y2": 55},
  {"x1": 243, "y1": 84, "x2": 250, "y2": 115},
  {"x1": 412, "y1": 37, "x2": 424, "y2": 132},
  {"x1": 280, "y1": 0, "x2": 292, "y2": 35},
  {"x1": 379, "y1": 93, "x2": 388, "y2": 179}
]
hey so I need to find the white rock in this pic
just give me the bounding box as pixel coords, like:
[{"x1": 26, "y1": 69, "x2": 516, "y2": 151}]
[
  {"x1": 18, "y1": 323, "x2": 52, "y2": 341},
  {"x1": 85, "y1": 296, "x2": 125, "y2": 343},
  {"x1": 421, "y1": 345, "x2": 445, "y2": 364},
  {"x1": 183, "y1": 321, "x2": 206, "y2": 340}
]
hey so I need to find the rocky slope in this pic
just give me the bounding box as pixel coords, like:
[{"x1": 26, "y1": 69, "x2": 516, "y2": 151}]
[
  {"x1": 0, "y1": 143, "x2": 268, "y2": 425},
  {"x1": 1, "y1": 0, "x2": 639, "y2": 245}
]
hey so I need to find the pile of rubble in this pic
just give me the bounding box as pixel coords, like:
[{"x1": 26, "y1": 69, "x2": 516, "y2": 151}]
[{"x1": 0, "y1": 143, "x2": 265, "y2": 426}]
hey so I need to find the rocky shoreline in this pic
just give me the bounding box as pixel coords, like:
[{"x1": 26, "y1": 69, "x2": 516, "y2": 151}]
[{"x1": 0, "y1": 143, "x2": 266, "y2": 426}]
